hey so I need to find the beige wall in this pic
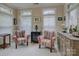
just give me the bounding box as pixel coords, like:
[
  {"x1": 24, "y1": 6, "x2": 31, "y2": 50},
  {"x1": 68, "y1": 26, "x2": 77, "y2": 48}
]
[
  {"x1": 31, "y1": 5, "x2": 64, "y2": 32},
  {"x1": 32, "y1": 7, "x2": 43, "y2": 32},
  {"x1": 13, "y1": 5, "x2": 64, "y2": 32},
  {"x1": 13, "y1": 9, "x2": 21, "y2": 32},
  {"x1": 56, "y1": 5, "x2": 64, "y2": 31}
]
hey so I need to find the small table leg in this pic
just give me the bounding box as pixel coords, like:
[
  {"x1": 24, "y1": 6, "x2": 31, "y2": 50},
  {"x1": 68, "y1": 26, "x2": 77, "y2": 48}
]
[
  {"x1": 9, "y1": 34, "x2": 11, "y2": 46},
  {"x1": 3, "y1": 36, "x2": 6, "y2": 49}
]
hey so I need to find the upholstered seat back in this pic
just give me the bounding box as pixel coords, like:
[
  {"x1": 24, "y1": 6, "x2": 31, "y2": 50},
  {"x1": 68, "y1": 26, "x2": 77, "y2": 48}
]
[
  {"x1": 13, "y1": 30, "x2": 29, "y2": 48},
  {"x1": 14, "y1": 30, "x2": 25, "y2": 38},
  {"x1": 20, "y1": 30, "x2": 25, "y2": 37},
  {"x1": 44, "y1": 31, "x2": 50, "y2": 39},
  {"x1": 49, "y1": 32, "x2": 55, "y2": 39},
  {"x1": 15, "y1": 31, "x2": 20, "y2": 38}
]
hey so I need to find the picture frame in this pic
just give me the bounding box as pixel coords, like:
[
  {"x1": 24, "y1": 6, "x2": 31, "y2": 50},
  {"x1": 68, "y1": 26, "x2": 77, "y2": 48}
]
[
  {"x1": 58, "y1": 17, "x2": 62, "y2": 21},
  {"x1": 34, "y1": 17, "x2": 40, "y2": 22},
  {"x1": 64, "y1": 16, "x2": 66, "y2": 21},
  {"x1": 13, "y1": 18, "x2": 17, "y2": 25}
]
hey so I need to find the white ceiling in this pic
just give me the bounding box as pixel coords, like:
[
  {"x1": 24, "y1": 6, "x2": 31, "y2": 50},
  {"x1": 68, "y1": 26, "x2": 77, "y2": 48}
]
[{"x1": 5, "y1": 3, "x2": 64, "y2": 9}]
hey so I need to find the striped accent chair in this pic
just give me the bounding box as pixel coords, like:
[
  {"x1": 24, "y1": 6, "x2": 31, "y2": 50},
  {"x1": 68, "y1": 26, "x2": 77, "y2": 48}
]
[
  {"x1": 13, "y1": 30, "x2": 29, "y2": 49},
  {"x1": 38, "y1": 31, "x2": 55, "y2": 52}
]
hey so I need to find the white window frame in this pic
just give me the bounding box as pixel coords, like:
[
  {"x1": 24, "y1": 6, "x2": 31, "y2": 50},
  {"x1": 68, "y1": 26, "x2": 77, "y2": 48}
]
[
  {"x1": 20, "y1": 10, "x2": 32, "y2": 34},
  {"x1": 43, "y1": 8, "x2": 56, "y2": 32}
]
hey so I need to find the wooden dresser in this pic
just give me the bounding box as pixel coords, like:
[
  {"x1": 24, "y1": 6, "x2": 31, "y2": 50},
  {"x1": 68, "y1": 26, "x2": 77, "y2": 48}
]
[{"x1": 57, "y1": 32, "x2": 79, "y2": 56}]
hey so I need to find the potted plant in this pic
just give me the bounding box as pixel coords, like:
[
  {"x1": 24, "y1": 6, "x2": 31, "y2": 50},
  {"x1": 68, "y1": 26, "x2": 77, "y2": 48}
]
[{"x1": 73, "y1": 26, "x2": 77, "y2": 32}]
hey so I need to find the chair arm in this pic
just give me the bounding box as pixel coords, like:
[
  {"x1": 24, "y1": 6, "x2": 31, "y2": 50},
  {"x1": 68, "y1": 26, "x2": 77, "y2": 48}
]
[
  {"x1": 25, "y1": 33, "x2": 30, "y2": 41},
  {"x1": 52, "y1": 37, "x2": 55, "y2": 40},
  {"x1": 51, "y1": 37, "x2": 55, "y2": 46},
  {"x1": 12, "y1": 35, "x2": 17, "y2": 39},
  {"x1": 38, "y1": 35, "x2": 44, "y2": 43}
]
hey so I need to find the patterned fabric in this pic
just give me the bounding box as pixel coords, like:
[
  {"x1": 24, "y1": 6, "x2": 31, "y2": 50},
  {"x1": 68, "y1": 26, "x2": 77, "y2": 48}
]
[
  {"x1": 15, "y1": 31, "x2": 20, "y2": 38},
  {"x1": 20, "y1": 30, "x2": 25, "y2": 37},
  {"x1": 38, "y1": 31, "x2": 55, "y2": 48},
  {"x1": 49, "y1": 32, "x2": 55, "y2": 39},
  {"x1": 44, "y1": 31, "x2": 50, "y2": 39},
  {"x1": 44, "y1": 31, "x2": 48, "y2": 39},
  {"x1": 14, "y1": 30, "x2": 25, "y2": 38},
  {"x1": 12, "y1": 30, "x2": 29, "y2": 48}
]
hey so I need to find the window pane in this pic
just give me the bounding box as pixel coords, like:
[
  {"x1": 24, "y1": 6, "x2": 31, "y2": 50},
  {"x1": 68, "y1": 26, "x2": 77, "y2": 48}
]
[
  {"x1": 21, "y1": 10, "x2": 32, "y2": 16},
  {"x1": 43, "y1": 15, "x2": 56, "y2": 31},
  {"x1": 0, "y1": 13, "x2": 13, "y2": 34},
  {"x1": 20, "y1": 16, "x2": 32, "y2": 34},
  {"x1": 43, "y1": 8, "x2": 56, "y2": 15},
  {"x1": 69, "y1": 9, "x2": 77, "y2": 28}
]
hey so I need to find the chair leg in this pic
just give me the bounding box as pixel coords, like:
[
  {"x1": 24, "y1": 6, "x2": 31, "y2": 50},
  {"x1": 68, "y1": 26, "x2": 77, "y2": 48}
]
[
  {"x1": 27, "y1": 41, "x2": 28, "y2": 46},
  {"x1": 15, "y1": 43, "x2": 17, "y2": 49},
  {"x1": 39, "y1": 44, "x2": 41, "y2": 48},
  {"x1": 50, "y1": 43, "x2": 52, "y2": 52},
  {"x1": 50, "y1": 48, "x2": 52, "y2": 52}
]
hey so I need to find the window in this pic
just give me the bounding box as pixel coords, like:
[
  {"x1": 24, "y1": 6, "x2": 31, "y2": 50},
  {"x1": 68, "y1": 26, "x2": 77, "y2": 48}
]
[
  {"x1": 43, "y1": 8, "x2": 56, "y2": 15},
  {"x1": 21, "y1": 10, "x2": 32, "y2": 16},
  {"x1": 65, "y1": 4, "x2": 78, "y2": 29},
  {"x1": 69, "y1": 9, "x2": 77, "y2": 28},
  {"x1": 20, "y1": 10, "x2": 32, "y2": 34},
  {"x1": 43, "y1": 8, "x2": 56, "y2": 32},
  {"x1": 43, "y1": 15, "x2": 56, "y2": 31},
  {"x1": 0, "y1": 13, "x2": 13, "y2": 34},
  {"x1": 0, "y1": 6, "x2": 13, "y2": 15}
]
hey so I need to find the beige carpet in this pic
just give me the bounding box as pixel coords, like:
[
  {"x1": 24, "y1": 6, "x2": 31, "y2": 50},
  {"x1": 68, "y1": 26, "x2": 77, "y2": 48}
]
[{"x1": 0, "y1": 42, "x2": 60, "y2": 56}]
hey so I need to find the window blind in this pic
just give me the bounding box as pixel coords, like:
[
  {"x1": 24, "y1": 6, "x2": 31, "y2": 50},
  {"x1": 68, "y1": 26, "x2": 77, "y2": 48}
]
[
  {"x1": 43, "y1": 8, "x2": 56, "y2": 32},
  {"x1": 20, "y1": 16, "x2": 32, "y2": 35},
  {"x1": 0, "y1": 13, "x2": 13, "y2": 34}
]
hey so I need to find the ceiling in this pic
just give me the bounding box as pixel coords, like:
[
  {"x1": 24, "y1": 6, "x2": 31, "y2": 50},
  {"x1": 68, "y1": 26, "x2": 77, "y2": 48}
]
[{"x1": 4, "y1": 3, "x2": 64, "y2": 9}]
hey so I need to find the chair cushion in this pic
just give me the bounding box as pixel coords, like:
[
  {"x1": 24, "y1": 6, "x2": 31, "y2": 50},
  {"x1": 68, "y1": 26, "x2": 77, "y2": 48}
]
[
  {"x1": 44, "y1": 39, "x2": 51, "y2": 43},
  {"x1": 41, "y1": 39, "x2": 46, "y2": 45},
  {"x1": 17, "y1": 38, "x2": 26, "y2": 41}
]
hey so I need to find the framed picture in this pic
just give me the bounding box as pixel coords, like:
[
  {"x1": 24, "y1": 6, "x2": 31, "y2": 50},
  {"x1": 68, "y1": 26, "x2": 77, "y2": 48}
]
[
  {"x1": 64, "y1": 16, "x2": 66, "y2": 21},
  {"x1": 13, "y1": 18, "x2": 17, "y2": 25},
  {"x1": 58, "y1": 17, "x2": 62, "y2": 21},
  {"x1": 34, "y1": 17, "x2": 40, "y2": 22}
]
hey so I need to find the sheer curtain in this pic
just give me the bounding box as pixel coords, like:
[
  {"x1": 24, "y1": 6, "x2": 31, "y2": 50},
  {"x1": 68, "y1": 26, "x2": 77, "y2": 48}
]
[
  {"x1": 20, "y1": 16, "x2": 32, "y2": 34},
  {"x1": 20, "y1": 10, "x2": 32, "y2": 35},
  {"x1": 43, "y1": 15, "x2": 56, "y2": 31},
  {"x1": 0, "y1": 13, "x2": 13, "y2": 34},
  {"x1": 43, "y1": 8, "x2": 56, "y2": 32},
  {"x1": 69, "y1": 9, "x2": 77, "y2": 28}
]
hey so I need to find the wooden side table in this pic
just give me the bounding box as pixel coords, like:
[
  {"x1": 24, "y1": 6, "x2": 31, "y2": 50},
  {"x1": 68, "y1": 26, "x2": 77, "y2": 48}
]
[{"x1": 0, "y1": 33, "x2": 11, "y2": 49}]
